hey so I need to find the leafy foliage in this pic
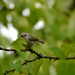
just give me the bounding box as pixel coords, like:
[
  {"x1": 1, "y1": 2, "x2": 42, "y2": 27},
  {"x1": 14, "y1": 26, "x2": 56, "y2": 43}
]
[
  {"x1": 0, "y1": 0, "x2": 75, "y2": 75},
  {"x1": 57, "y1": 61, "x2": 75, "y2": 75},
  {"x1": 32, "y1": 60, "x2": 43, "y2": 75},
  {"x1": 11, "y1": 38, "x2": 26, "y2": 51},
  {"x1": 0, "y1": 66, "x2": 4, "y2": 75},
  {"x1": 50, "y1": 47, "x2": 65, "y2": 59},
  {"x1": 14, "y1": 60, "x2": 22, "y2": 72}
]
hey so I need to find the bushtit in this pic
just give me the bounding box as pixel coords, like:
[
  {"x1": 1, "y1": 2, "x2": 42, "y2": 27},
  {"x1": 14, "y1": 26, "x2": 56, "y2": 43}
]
[{"x1": 20, "y1": 32, "x2": 44, "y2": 48}]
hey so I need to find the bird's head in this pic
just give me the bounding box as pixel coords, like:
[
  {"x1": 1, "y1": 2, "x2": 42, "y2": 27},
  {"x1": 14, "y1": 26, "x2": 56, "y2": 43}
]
[{"x1": 20, "y1": 32, "x2": 28, "y2": 39}]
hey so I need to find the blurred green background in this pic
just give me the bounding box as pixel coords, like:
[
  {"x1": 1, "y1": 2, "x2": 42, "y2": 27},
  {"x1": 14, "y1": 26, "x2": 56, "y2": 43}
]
[{"x1": 0, "y1": 0, "x2": 75, "y2": 75}]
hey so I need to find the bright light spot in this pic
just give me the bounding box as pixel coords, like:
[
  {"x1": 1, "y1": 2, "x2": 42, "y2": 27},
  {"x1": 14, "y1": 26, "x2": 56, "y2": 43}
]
[
  {"x1": 0, "y1": 50, "x2": 4, "y2": 58},
  {"x1": 8, "y1": 23, "x2": 18, "y2": 41},
  {"x1": 0, "y1": 23, "x2": 9, "y2": 38},
  {"x1": 0, "y1": 22, "x2": 18, "y2": 42},
  {"x1": 47, "y1": 0, "x2": 55, "y2": 8},
  {"x1": 6, "y1": 14, "x2": 12, "y2": 22},
  {"x1": 49, "y1": 65, "x2": 57, "y2": 75},
  {"x1": 3, "y1": 0, "x2": 8, "y2": 3},
  {"x1": 0, "y1": 23, "x2": 18, "y2": 57},
  {"x1": 9, "y1": 3, "x2": 15, "y2": 9},
  {"x1": 35, "y1": 2, "x2": 41, "y2": 8},
  {"x1": 34, "y1": 19, "x2": 45, "y2": 30},
  {"x1": 22, "y1": 8, "x2": 30, "y2": 17},
  {"x1": 3, "y1": 0, "x2": 15, "y2": 9}
]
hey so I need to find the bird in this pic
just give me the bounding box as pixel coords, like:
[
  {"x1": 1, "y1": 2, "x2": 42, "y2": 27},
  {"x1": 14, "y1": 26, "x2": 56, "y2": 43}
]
[{"x1": 20, "y1": 32, "x2": 44, "y2": 48}]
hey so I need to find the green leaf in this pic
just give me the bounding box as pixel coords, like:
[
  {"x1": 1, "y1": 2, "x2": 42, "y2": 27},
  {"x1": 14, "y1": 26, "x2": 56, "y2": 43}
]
[
  {"x1": 61, "y1": 44, "x2": 75, "y2": 56},
  {"x1": 61, "y1": 44, "x2": 75, "y2": 51},
  {"x1": 2, "y1": 56, "x2": 14, "y2": 70},
  {"x1": 9, "y1": 62, "x2": 15, "y2": 70},
  {"x1": 32, "y1": 60, "x2": 43, "y2": 75},
  {"x1": 27, "y1": 62, "x2": 34, "y2": 75},
  {"x1": 11, "y1": 38, "x2": 26, "y2": 51},
  {"x1": 11, "y1": 41, "x2": 23, "y2": 51},
  {"x1": 50, "y1": 47, "x2": 65, "y2": 59},
  {"x1": 42, "y1": 60, "x2": 51, "y2": 75},
  {"x1": 27, "y1": 53, "x2": 35, "y2": 75},
  {"x1": 57, "y1": 60, "x2": 75, "y2": 75},
  {"x1": 16, "y1": 38, "x2": 27, "y2": 44},
  {"x1": 0, "y1": 65, "x2": 4, "y2": 75},
  {"x1": 14, "y1": 60, "x2": 22, "y2": 72}
]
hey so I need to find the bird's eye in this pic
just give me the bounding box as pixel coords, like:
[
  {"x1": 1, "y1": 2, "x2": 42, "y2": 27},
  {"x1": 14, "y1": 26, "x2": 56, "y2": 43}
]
[
  {"x1": 21, "y1": 35, "x2": 23, "y2": 37},
  {"x1": 25, "y1": 35, "x2": 26, "y2": 36}
]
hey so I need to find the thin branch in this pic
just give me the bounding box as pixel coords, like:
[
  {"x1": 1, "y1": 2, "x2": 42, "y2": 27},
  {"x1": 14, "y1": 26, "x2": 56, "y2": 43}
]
[
  {"x1": 0, "y1": 47, "x2": 17, "y2": 53},
  {"x1": 4, "y1": 56, "x2": 75, "y2": 74},
  {"x1": 4, "y1": 69, "x2": 15, "y2": 75},
  {"x1": 65, "y1": 56, "x2": 75, "y2": 60},
  {"x1": 21, "y1": 49, "x2": 43, "y2": 57},
  {"x1": 0, "y1": 47, "x2": 75, "y2": 60},
  {"x1": 0, "y1": 47, "x2": 75, "y2": 74},
  {"x1": 22, "y1": 57, "x2": 39, "y2": 66}
]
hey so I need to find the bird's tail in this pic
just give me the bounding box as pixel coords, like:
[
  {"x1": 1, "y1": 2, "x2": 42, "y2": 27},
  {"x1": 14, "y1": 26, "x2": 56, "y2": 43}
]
[{"x1": 38, "y1": 40, "x2": 44, "y2": 44}]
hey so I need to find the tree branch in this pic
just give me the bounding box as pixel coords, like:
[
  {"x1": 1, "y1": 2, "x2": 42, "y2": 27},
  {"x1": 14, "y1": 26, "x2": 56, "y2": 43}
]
[
  {"x1": 0, "y1": 47, "x2": 75, "y2": 74},
  {"x1": 0, "y1": 47, "x2": 17, "y2": 53},
  {"x1": 0, "y1": 47, "x2": 75, "y2": 60},
  {"x1": 22, "y1": 57, "x2": 39, "y2": 66},
  {"x1": 4, "y1": 69, "x2": 15, "y2": 75}
]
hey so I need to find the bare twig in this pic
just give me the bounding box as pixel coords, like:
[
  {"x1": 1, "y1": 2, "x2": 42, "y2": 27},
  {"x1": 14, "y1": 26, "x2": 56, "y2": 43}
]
[
  {"x1": 4, "y1": 69, "x2": 15, "y2": 75},
  {"x1": 22, "y1": 57, "x2": 39, "y2": 66},
  {"x1": 0, "y1": 47, "x2": 17, "y2": 53}
]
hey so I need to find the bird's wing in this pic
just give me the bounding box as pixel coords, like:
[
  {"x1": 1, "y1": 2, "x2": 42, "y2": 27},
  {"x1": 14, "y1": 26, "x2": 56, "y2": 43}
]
[{"x1": 29, "y1": 35, "x2": 39, "y2": 41}]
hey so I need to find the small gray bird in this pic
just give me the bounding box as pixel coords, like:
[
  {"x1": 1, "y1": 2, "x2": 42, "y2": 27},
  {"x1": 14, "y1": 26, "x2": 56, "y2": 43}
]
[{"x1": 20, "y1": 32, "x2": 44, "y2": 48}]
